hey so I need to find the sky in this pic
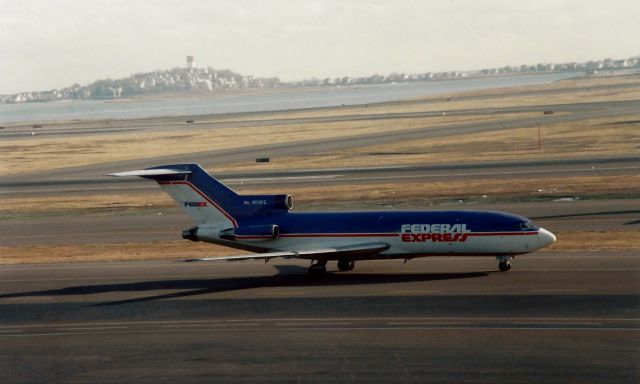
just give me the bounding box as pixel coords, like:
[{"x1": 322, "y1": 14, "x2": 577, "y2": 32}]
[{"x1": 1, "y1": 0, "x2": 639, "y2": 94}]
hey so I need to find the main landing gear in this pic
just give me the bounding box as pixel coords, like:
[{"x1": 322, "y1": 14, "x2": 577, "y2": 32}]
[
  {"x1": 308, "y1": 260, "x2": 327, "y2": 276},
  {"x1": 497, "y1": 255, "x2": 513, "y2": 271},
  {"x1": 337, "y1": 258, "x2": 355, "y2": 272},
  {"x1": 308, "y1": 259, "x2": 356, "y2": 276}
]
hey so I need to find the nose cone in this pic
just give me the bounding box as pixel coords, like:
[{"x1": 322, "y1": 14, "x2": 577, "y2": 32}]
[{"x1": 538, "y1": 228, "x2": 556, "y2": 248}]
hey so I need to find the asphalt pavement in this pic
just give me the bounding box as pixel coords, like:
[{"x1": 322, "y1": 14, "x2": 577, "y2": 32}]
[{"x1": 0, "y1": 252, "x2": 638, "y2": 383}]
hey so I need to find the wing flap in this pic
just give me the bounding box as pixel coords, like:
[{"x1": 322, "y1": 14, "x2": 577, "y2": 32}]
[{"x1": 185, "y1": 242, "x2": 390, "y2": 262}]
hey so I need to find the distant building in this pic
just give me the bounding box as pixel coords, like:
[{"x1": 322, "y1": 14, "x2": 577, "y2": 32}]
[{"x1": 186, "y1": 55, "x2": 195, "y2": 69}]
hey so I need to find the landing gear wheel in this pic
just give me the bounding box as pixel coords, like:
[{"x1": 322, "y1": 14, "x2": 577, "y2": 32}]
[
  {"x1": 498, "y1": 261, "x2": 511, "y2": 271},
  {"x1": 308, "y1": 260, "x2": 327, "y2": 276},
  {"x1": 337, "y1": 259, "x2": 355, "y2": 272},
  {"x1": 497, "y1": 255, "x2": 513, "y2": 272}
]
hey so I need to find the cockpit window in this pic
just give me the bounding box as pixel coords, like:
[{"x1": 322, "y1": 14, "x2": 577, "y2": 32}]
[{"x1": 520, "y1": 221, "x2": 537, "y2": 230}]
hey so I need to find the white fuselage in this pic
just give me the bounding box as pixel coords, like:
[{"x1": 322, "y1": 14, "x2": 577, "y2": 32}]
[{"x1": 195, "y1": 225, "x2": 556, "y2": 260}]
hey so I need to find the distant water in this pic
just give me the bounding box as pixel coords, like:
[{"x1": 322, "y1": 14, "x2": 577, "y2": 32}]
[{"x1": 0, "y1": 72, "x2": 581, "y2": 124}]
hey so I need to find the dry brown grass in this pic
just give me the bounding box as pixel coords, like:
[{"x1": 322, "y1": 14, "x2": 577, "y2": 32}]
[
  {"x1": 0, "y1": 112, "x2": 538, "y2": 176},
  {"x1": 548, "y1": 231, "x2": 640, "y2": 252},
  {"x1": 0, "y1": 193, "x2": 173, "y2": 214},
  {"x1": 259, "y1": 175, "x2": 640, "y2": 204},
  {"x1": 0, "y1": 241, "x2": 234, "y2": 265},
  {"x1": 1, "y1": 230, "x2": 637, "y2": 265},
  {"x1": 2, "y1": 175, "x2": 639, "y2": 217},
  {"x1": 217, "y1": 114, "x2": 640, "y2": 173}
]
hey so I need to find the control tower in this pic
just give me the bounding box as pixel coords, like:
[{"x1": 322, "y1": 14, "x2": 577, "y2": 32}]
[{"x1": 186, "y1": 55, "x2": 195, "y2": 69}]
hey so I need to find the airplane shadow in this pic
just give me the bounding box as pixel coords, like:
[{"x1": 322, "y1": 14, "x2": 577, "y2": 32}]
[{"x1": 0, "y1": 265, "x2": 491, "y2": 306}]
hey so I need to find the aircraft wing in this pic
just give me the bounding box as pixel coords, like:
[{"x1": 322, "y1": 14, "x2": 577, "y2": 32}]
[
  {"x1": 185, "y1": 251, "x2": 296, "y2": 262},
  {"x1": 185, "y1": 242, "x2": 390, "y2": 262}
]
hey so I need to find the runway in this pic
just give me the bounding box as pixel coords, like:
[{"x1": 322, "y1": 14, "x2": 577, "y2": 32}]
[
  {"x1": 1, "y1": 252, "x2": 638, "y2": 383},
  {"x1": 3, "y1": 155, "x2": 639, "y2": 198}
]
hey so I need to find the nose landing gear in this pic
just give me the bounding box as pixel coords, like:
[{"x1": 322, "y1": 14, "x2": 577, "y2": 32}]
[
  {"x1": 498, "y1": 261, "x2": 511, "y2": 271},
  {"x1": 497, "y1": 255, "x2": 513, "y2": 271}
]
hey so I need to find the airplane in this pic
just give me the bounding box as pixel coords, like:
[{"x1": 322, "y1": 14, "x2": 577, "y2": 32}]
[{"x1": 110, "y1": 164, "x2": 556, "y2": 275}]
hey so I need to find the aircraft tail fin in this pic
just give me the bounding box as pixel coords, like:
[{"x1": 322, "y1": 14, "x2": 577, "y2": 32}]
[
  {"x1": 111, "y1": 164, "x2": 293, "y2": 227},
  {"x1": 110, "y1": 164, "x2": 240, "y2": 227}
]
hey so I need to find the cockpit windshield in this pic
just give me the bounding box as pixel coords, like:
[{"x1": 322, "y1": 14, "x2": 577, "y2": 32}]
[{"x1": 519, "y1": 220, "x2": 538, "y2": 231}]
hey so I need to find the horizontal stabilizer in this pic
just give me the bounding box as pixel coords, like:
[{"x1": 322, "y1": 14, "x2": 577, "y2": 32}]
[
  {"x1": 185, "y1": 242, "x2": 390, "y2": 262},
  {"x1": 108, "y1": 169, "x2": 191, "y2": 177}
]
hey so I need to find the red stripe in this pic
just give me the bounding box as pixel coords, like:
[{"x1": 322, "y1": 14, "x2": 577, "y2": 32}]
[
  {"x1": 280, "y1": 233, "x2": 398, "y2": 238},
  {"x1": 279, "y1": 231, "x2": 538, "y2": 238},
  {"x1": 467, "y1": 232, "x2": 539, "y2": 237},
  {"x1": 158, "y1": 180, "x2": 238, "y2": 227}
]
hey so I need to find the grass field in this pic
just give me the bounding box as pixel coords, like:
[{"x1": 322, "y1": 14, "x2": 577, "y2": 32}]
[
  {"x1": 217, "y1": 114, "x2": 640, "y2": 172},
  {"x1": 1, "y1": 112, "x2": 539, "y2": 176}
]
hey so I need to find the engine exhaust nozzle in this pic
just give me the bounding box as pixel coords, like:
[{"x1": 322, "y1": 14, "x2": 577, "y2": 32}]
[{"x1": 182, "y1": 226, "x2": 199, "y2": 242}]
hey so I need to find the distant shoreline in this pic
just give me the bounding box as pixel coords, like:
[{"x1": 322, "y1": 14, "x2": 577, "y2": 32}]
[
  {"x1": 4, "y1": 71, "x2": 590, "y2": 105},
  {"x1": 0, "y1": 72, "x2": 594, "y2": 124}
]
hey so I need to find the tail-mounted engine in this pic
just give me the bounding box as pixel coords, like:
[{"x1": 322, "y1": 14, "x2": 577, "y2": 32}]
[
  {"x1": 219, "y1": 224, "x2": 280, "y2": 241},
  {"x1": 236, "y1": 194, "x2": 293, "y2": 217}
]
